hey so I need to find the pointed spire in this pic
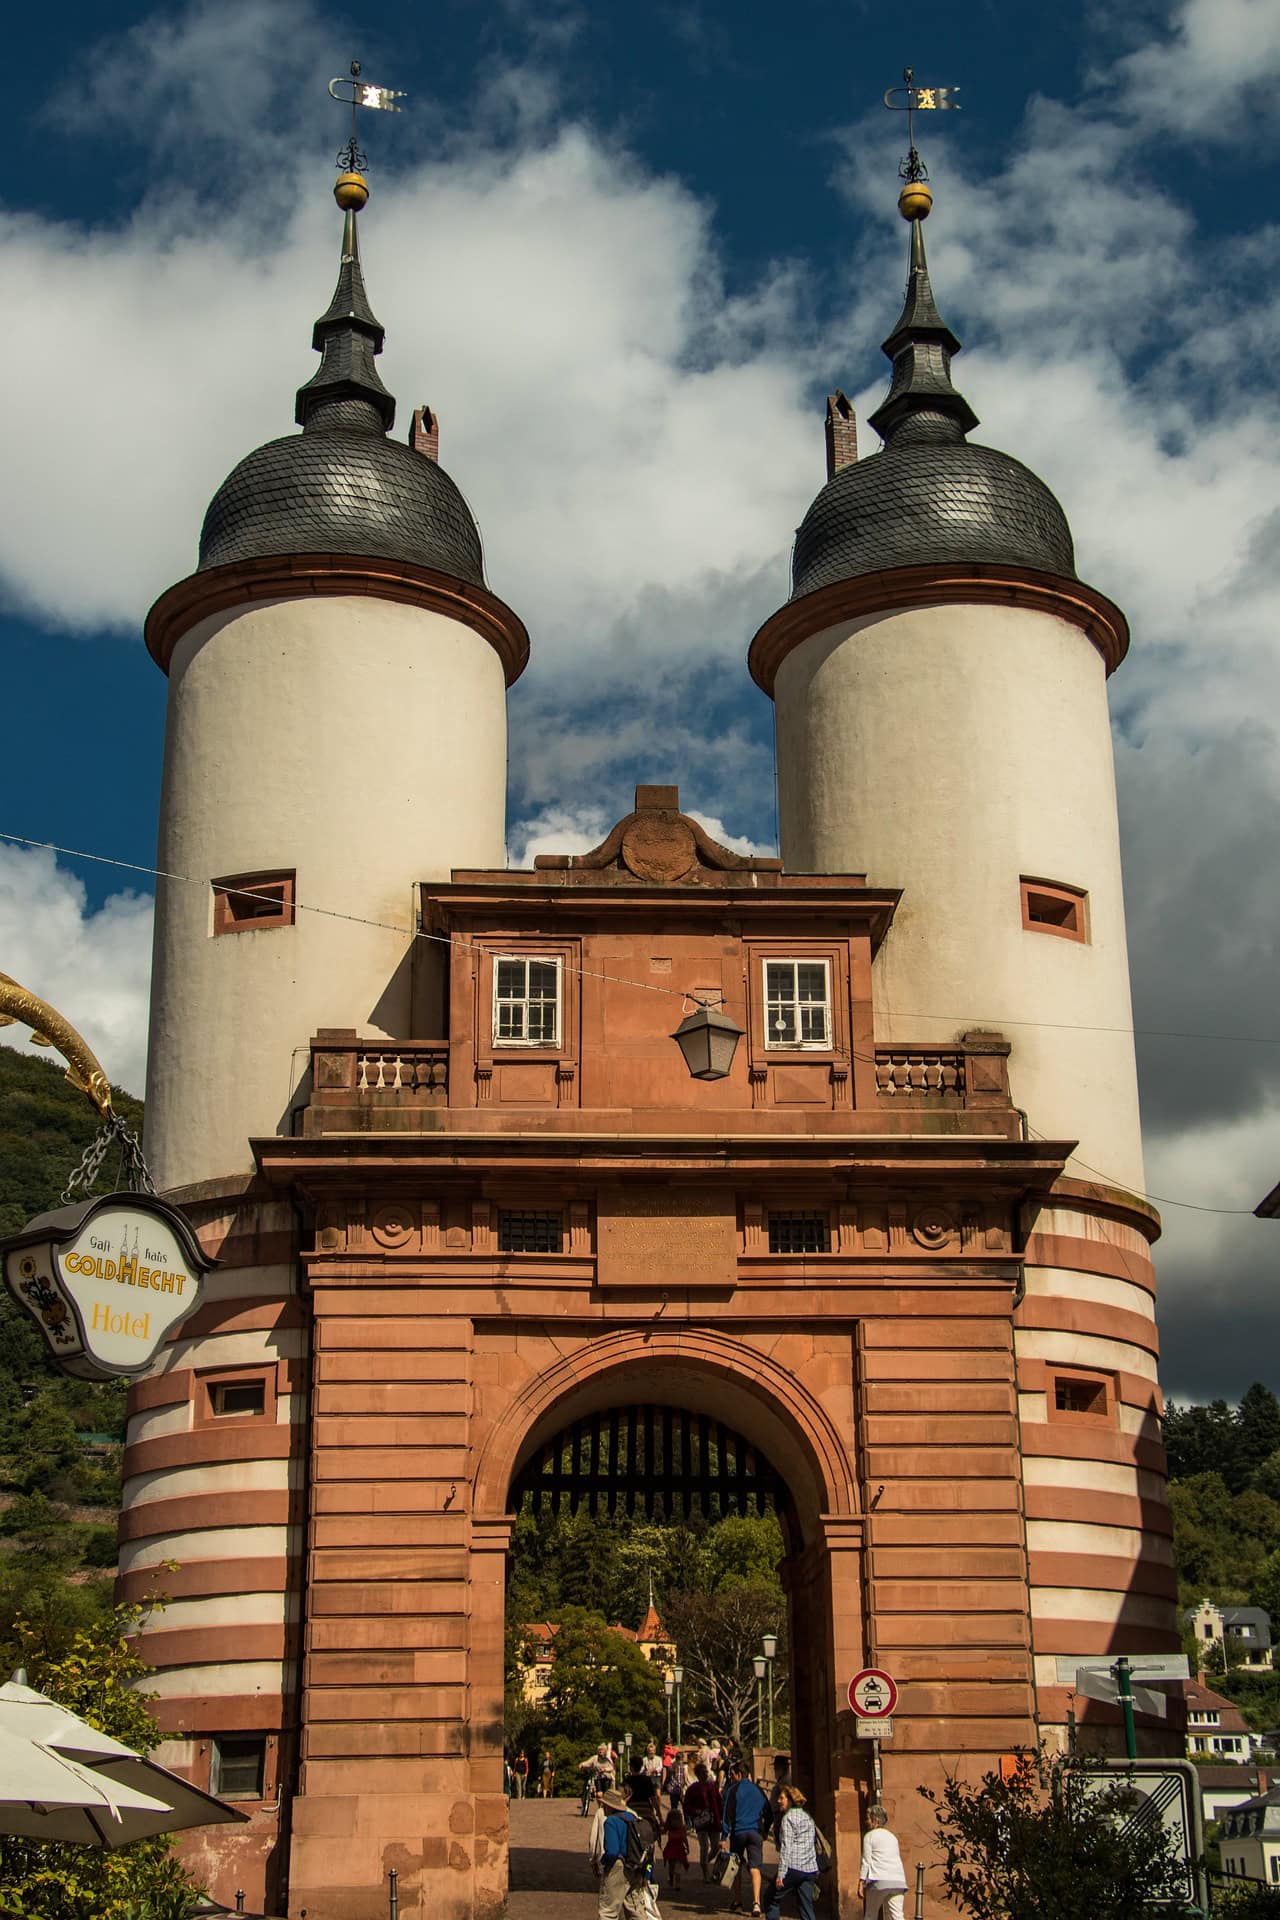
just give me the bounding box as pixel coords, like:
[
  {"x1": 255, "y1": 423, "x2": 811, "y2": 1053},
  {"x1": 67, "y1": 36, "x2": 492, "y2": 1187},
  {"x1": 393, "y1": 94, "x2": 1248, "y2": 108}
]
[
  {"x1": 295, "y1": 174, "x2": 395, "y2": 433},
  {"x1": 867, "y1": 207, "x2": 979, "y2": 448}
]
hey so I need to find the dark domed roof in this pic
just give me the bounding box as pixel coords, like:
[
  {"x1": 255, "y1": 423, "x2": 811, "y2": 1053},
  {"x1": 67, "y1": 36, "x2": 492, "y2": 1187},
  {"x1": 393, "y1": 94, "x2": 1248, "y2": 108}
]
[
  {"x1": 791, "y1": 215, "x2": 1076, "y2": 602},
  {"x1": 197, "y1": 198, "x2": 484, "y2": 586},
  {"x1": 792, "y1": 438, "x2": 1074, "y2": 600},
  {"x1": 199, "y1": 427, "x2": 485, "y2": 581}
]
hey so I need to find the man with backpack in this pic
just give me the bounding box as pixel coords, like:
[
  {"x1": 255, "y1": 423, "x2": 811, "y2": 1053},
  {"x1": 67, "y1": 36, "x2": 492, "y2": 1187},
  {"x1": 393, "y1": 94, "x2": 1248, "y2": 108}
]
[
  {"x1": 719, "y1": 1757, "x2": 770, "y2": 1917},
  {"x1": 598, "y1": 1784, "x2": 658, "y2": 1919}
]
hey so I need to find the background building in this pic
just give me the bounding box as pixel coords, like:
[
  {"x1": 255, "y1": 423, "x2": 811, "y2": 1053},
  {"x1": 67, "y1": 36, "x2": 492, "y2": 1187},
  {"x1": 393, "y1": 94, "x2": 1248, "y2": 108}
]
[{"x1": 123, "y1": 166, "x2": 1178, "y2": 1919}]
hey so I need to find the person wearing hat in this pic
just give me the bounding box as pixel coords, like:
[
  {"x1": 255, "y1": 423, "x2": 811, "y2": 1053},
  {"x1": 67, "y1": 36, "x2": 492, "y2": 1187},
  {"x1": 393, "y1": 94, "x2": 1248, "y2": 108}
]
[
  {"x1": 598, "y1": 1783, "x2": 651, "y2": 1918},
  {"x1": 588, "y1": 1774, "x2": 615, "y2": 1878}
]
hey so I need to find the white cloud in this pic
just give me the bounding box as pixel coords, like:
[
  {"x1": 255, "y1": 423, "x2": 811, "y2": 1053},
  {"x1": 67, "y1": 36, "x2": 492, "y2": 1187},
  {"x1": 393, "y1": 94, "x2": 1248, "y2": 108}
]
[
  {"x1": 6, "y1": 0, "x2": 1280, "y2": 1395},
  {"x1": 1100, "y1": 0, "x2": 1280, "y2": 137},
  {"x1": 507, "y1": 803, "x2": 613, "y2": 868},
  {"x1": 686, "y1": 812, "x2": 774, "y2": 858},
  {"x1": 0, "y1": 845, "x2": 152, "y2": 1099}
]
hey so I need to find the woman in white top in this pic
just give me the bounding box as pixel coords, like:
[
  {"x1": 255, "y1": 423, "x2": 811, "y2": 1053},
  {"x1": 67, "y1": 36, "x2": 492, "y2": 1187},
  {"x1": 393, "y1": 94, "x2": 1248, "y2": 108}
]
[{"x1": 858, "y1": 1804, "x2": 907, "y2": 1920}]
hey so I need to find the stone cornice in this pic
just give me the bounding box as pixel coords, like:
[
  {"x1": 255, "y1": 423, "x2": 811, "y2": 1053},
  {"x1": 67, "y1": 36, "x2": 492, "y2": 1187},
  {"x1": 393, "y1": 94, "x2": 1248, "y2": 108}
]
[
  {"x1": 145, "y1": 551, "x2": 530, "y2": 686},
  {"x1": 748, "y1": 561, "x2": 1130, "y2": 696}
]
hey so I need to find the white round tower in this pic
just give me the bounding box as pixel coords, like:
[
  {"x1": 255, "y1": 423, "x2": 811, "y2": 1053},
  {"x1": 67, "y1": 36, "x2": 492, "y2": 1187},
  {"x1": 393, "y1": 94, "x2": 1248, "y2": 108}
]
[
  {"x1": 752, "y1": 186, "x2": 1175, "y2": 1743},
  {"x1": 753, "y1": 206, "x2": 1141, "y2": 1194},
  {"x1": 143, "y1": 177, "x2": 527, "y2": 1193}
]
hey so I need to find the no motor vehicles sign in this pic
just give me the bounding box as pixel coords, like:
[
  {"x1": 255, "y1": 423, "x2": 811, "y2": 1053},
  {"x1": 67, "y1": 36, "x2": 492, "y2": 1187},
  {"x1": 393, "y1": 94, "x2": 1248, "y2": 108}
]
[{"x1": 848, "y1": 1668, "x2": 897, "y2": 1718}]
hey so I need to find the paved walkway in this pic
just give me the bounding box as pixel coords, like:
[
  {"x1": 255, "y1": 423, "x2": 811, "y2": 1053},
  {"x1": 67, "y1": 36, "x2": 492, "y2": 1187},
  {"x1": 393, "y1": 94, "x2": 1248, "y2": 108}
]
[{"x1": 507, "y1": 1796, "x2": 774, "y2": 1919}]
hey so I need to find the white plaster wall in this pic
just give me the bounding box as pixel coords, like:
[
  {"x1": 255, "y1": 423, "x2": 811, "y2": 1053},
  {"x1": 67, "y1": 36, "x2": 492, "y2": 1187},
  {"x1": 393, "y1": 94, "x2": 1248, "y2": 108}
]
[
  {"x1": 774, "y1": 601, "x2": 1144, "y2": 1191},
  {"x1": 1015, "y1": 1328, "x2": 1159, "y2": 1379},
  {"x1": 146, "y1": 594, "x2": 509, "y2": 1190},
  {"x1": 1026, "y1": 1521, "x2": 1175, "y2": 1566},
  {"x1": 1031, "y1": 1590, "x2": 1172, "y2": 1629},
  {"x1": 119, "y1": 1527, "x2": 289, "y2": 1573},
  {"x1": 1023, "y1": 1458, "x2": 1168, "y2": 1501},
  {"x1": 146, "y1": 1661, "x2": 284, "y2": 1698}
]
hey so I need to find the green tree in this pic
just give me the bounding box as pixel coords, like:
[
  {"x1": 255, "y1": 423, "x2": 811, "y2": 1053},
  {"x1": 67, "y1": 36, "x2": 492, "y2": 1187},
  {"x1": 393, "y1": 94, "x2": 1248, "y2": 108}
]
[
  {"x1": 0, "y1": 1603, "x2": 202, "y2": 1919},
  {"x1": 1252, "y1": 1549, "x2": 1280, "y2": 1625},
  {"x1": 1213, "y1": 1888, "x2": 1280, "y2": 1917},
  {"x1": 662, "y1": 1583, "x2": 781, "y2": 1742},
  {"x1": 1253, "y1": 1449, "x2": 1280, "y2": 1504},
  {"x1": 697, "y1": 1511, "x2": 783, "y2": 1592},
  {"x1": 921, "y1": 1749, "x2": 1198, "y2": 1920},
  {"x1": 1164, "y1": 1399, "x2": 1242, "y2": 1489},
  {"x1": 15, "y1": 1394, "x2": 82, "y2": 1500},
  {"x1": 1239, "y1": 1385, "x2": 1280, "y2": 1485},
  {"x1": 537, "y1": 1605, "x2": 665, "y2": 1747}
]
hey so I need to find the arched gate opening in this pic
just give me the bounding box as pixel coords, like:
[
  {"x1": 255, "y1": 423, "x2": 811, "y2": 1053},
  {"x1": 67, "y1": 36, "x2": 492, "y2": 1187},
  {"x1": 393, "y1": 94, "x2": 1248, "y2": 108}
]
[{"x1": 472, "y1": 1331, "x2": 865, "y2": 1916}]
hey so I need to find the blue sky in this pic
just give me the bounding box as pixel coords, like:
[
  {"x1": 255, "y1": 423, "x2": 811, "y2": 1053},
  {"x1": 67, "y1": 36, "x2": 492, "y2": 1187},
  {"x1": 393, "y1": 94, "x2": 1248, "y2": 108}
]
[{"x1": 2, "y1": 0, "x2": 1279, "y2": 1396}]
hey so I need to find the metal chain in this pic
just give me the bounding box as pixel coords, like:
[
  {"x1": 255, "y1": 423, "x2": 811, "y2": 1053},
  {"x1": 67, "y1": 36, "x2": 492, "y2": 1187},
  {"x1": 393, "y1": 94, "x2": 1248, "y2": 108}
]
[{"x1": 61, "y1": 1113, "x2": 156, "y2": 1204}]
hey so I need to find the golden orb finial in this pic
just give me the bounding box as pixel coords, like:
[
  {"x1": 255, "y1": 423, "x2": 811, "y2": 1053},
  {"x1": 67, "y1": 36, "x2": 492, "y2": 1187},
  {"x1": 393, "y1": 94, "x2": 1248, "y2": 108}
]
[
  {"x1": 897, "y1": 180, "x2": 933, "y2": 222},
  {"x1": 335, "y1": 170, "x2": 370, "y2": 212}
]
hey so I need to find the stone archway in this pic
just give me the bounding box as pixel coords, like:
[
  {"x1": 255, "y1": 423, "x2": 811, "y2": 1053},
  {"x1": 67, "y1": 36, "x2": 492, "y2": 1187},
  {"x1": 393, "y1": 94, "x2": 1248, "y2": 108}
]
[{"x1": 470, "y1": 1326, "x2": 866, "y2": 1916}]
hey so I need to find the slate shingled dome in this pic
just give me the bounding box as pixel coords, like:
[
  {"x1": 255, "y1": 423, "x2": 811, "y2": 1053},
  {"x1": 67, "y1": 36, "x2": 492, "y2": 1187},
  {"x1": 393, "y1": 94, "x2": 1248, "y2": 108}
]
[
  {"x1": 791, "y1": 214, "x2": 1076, "y2": 602},
  {"x1": 199, "y1": 430, "x2": 485, "y2": 582},
  {"x1": 197, "y1": 196, "x2": 485, "y2": 587},
  {"x1": 791, "y1": 439, "x2": 1075, "y2": 600}
]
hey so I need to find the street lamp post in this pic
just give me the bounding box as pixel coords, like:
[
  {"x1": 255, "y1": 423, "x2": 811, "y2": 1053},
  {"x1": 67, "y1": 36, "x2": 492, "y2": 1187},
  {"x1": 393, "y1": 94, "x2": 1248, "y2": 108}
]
[
  {"x1": 762, "y1": 1633, "x2": 778, "y2": 1749},
  {"x1": 753, "y1": 1655, "x2": 766, "y2": 1752},
  {"x1": 674, "y1": 1664, "x2": 684, "y2": 1747},
  {"x1": 664, "y1": 1673, "x2": 674, "y2": 1743}
]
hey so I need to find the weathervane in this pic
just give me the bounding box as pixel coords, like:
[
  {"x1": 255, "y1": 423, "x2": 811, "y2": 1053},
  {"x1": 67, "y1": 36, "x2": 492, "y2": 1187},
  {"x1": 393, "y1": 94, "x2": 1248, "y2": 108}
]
[
  {"x1": 327, "y1": 58, "x2": 408, "y2": 176},
  {"x1": 883, "y1": 66, "x2": 960, "y2": 185}
]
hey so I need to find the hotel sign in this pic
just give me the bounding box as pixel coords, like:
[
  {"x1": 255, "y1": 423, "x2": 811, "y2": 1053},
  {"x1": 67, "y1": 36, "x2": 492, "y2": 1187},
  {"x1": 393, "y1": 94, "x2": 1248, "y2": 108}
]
[{"x1": 2, "y1": 1192, "x2": 213, "y2": 1379}]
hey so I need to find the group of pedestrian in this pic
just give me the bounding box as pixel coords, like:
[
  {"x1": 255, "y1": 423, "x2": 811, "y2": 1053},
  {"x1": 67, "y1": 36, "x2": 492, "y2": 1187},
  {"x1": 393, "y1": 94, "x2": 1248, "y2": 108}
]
[
  {"x1": 582, "y1": 1743, "x2": 868, "y2": 1920},
  {"x1": 521, "y1": 1733, "x2": 908, "y2": 1919}
]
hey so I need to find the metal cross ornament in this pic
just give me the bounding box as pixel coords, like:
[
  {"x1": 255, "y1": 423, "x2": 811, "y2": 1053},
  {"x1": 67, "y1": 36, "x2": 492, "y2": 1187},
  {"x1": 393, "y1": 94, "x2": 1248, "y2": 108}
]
[
  {"x1": 883, "y1": 66, "x2": 960, "y2": 183},
  {"x1": 328, "y1": 59, "x2": 408, "y2": 173}
]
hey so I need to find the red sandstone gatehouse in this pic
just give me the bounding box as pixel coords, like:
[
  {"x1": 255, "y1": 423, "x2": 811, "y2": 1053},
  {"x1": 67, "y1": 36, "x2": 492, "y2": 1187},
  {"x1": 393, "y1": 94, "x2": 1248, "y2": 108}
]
[{"x1": 125, "y1": 161, "x2": 1179, "y2": 1920}]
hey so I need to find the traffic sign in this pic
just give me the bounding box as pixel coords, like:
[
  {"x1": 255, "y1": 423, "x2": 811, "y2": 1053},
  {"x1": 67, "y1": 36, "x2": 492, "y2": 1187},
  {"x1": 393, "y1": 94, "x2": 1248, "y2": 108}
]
[
  {"x1": 856, "y1": 1717, "x2": 893, "y2": 1741},
  {"x1": 848, "y1": 1668, "x2": 897, "y2": 1718},
  {"x1": 1069, "y1": 1760, "x2": 1207, "y2": 1912},
  {"x1": 1054, "y1": 1655, "x2": 1189, "y2": 1685},
  {"x1": 1074, "y1": 1668, "x2": 1169, "y2": 1719}
]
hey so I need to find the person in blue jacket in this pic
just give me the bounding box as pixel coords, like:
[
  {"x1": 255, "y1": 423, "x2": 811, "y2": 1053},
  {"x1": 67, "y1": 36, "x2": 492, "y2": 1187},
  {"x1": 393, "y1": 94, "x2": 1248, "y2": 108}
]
[
  {"x1": 719, "y1": 1756, "x2": 770, "y2": 1916},
  {"x1": 598, "y1": 1785, "x2": 649, "y2": 1919}
]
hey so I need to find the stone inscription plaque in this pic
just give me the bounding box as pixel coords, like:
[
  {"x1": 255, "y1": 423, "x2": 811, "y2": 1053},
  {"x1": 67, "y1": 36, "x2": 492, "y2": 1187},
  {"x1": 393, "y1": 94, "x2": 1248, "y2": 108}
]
[{"x1": 596, "y1": 1185, "x2": 736, "y2": 1290}]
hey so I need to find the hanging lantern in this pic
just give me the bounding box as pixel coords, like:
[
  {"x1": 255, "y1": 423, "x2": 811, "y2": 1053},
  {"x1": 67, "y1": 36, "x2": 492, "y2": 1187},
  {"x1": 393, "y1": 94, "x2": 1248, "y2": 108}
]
[{"x1": 671, "y1": 1000, "x2": 743, "y2": 1081}]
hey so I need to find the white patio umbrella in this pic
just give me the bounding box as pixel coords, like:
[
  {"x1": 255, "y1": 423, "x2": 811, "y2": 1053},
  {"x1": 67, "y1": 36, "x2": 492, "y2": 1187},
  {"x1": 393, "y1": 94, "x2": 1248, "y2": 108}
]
[
  {"x1": 0, "y1": 1681, "x2": 248, "y2": 1847},
  {"x1": 0, "y1": 1721, "x2": 175, "y2": 1844}
]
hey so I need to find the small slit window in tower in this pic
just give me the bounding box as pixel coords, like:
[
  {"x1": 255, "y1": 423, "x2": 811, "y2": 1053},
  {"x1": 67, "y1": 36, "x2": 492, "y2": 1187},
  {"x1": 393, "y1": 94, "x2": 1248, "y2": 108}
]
[
  {"x1": 498, "y1": 1210, "x2": 563, "y2": 1254},
  {"x1": 1053, "y1": 1374, "x2": 1108, "y2": 1417},
  {"x1": 211, "y1": 1379, "x2": 267, "y2": 1418},
  {"x1": 764, "y1": 959, "x2": 830, "y2": 1047},
  {"x1": 767, "y1": 1211, "x2": 831, "y2": 1255},
  {"x1": 494, "y1": 956, "x2": 561, "y2": 1046},
  {"x1": 211, "y1": 1734, "x2": 267, "y2": 1799},
  {"x1": 211, "y1": 870, "x2": 296, "y2": 936},
  {"x1": 1021, "y1": 878, "x2": 1087, "y2": 943}
]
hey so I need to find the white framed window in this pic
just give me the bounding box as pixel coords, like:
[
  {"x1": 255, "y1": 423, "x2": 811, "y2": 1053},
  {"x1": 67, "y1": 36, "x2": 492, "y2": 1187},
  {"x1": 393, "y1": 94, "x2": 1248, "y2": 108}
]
[
  {"x1": 493, "y1": 956, "x2": 561, "y2": 1047},
  {"x1": 763, "y1": 959, "x2": 831, "y2": 1049}
]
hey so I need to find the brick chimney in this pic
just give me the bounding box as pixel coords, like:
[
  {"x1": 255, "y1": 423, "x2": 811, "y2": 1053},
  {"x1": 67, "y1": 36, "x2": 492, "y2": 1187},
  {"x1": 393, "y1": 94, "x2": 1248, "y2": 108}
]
[
  {"x1": 825, "y1": 391, "x2": 857, "y2": 478},
  {"x1": 409, "y1": 405, "x2": 440, "y2": 462}
]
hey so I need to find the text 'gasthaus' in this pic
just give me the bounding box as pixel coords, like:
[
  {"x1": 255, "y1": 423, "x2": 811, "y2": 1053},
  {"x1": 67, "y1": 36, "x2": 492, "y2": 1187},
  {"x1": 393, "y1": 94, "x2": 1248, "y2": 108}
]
[{"x1": 62, "y1": 1251, "x2": 187, "y2": 1295}]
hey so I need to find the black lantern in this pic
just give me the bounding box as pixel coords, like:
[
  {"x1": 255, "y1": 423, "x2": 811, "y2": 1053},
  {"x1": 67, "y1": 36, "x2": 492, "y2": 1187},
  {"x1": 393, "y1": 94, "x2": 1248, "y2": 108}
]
[{"x1": 671, "y1": 1000, "x2": 743, "y2": 1081}]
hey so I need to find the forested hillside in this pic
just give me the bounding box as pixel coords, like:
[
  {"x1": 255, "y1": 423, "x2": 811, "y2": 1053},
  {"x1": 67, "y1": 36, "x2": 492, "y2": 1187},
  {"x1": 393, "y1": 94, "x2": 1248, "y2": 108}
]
[
  {"x1": 1164, "y1": 1384, "x2": 1280, "y2": 1734},
  {"x1": 0, "y1": 1043, "x2": 143, "y2": 1665}
]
